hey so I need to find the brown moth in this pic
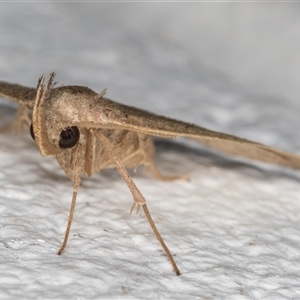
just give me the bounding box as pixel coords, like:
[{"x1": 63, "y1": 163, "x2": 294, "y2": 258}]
[{"x1": 0, "y1": 72, "x2": 300, "y2": 276}]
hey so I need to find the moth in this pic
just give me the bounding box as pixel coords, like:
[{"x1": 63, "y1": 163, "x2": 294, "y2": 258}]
[{"x1": 0, "y1": 72, "x2": 300, "y2": 276}]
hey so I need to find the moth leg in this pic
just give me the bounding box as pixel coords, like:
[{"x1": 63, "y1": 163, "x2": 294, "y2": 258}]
[
  {"x1": 57, "y1": 174, "x2": 81, "y2": 255},
  {"x1": 0, "y1": 105, "x2": 31, "y2": 133},
  {"x1": 97, "y1": 132, "x2": 181, "y2": 275},
  {"x1": 145, "y1": 160, "x2": 189, "y2": 182},
  {"x1": 57, "y1": 145, "x2": 83, "y2": 255},
  {"x1": 139, "y1": 135, "x2": 189, "y2": 181}
]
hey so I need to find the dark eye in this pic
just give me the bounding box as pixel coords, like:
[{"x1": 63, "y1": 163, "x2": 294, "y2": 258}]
[
  {"x1": 59, "y1": 126, "x2": 80, "y2": 149},
  {"x1": 30, "y1": 124, "x2": 35, "y2": 141}
]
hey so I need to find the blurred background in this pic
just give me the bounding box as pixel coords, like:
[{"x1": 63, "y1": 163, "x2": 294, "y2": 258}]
[{"x1": 2, "y1": 2, "x2": 300, "y2": 99}]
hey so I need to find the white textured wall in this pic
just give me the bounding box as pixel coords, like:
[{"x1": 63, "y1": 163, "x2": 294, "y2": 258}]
[{"x1": 0, "y1": 3, "x2": 300, "y2": 299}]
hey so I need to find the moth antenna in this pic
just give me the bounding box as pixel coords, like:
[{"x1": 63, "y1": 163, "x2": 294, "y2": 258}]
[
  {"x1": 45, "y1": 72, "x2": 56, "y2": 94},
  {"x1": 36, "y1": 75, "x2": 44, "y2": 90},
  {"x1": 32, "y1": 73, "x2": 57, "y2": 156}
]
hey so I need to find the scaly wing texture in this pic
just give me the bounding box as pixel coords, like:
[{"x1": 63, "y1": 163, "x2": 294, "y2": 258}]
[
  {"x1": 91, "y1": 98, "x2": 300, "y2": 170},
  {"x1": 0, "y1": 81, "x2": 36, "y2": 109}
]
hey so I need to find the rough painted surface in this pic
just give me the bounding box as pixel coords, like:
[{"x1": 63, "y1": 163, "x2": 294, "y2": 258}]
[{"x1": 0, "y1": 3, "x2": 300, "y2": 299}]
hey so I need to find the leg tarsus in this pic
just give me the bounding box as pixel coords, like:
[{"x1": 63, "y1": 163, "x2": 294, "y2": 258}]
[{"x1": 142, "y1": 203, "x2": 181, "y2": 276}]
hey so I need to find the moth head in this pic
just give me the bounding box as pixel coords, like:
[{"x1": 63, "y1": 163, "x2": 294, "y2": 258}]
[{"x1": 30, "y1": 73, "x2": 84, "y2": 158}]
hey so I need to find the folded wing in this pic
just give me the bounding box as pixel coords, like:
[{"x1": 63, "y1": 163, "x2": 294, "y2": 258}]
[
  {"x1": 0, "y1": 81, "x2": 36, "y2": 109},
  {"x1": 93, "y1": 97, "x2": 300, "y2": 170}
]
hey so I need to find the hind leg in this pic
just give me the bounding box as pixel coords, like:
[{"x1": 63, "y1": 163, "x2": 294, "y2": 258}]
[
  {"x1": 0, "y1": 105, "x2": 31, "y2": 133},
  {"x1": 139, "y1": 134, "x2": 189, "y2": 181}
]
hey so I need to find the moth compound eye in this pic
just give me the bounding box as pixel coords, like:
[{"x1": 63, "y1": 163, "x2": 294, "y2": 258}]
[
  {"x1": 30, "y1": 124, "x2": 35, "y2": 141},
  {"x1": 59, "y1": 126, "x2": 80, "y2": 149}
]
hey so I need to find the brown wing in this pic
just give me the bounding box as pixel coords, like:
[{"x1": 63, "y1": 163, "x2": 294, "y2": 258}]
[
  {"x1": 89, "y1": 97, "x2": 300, "y2": 170},
  {"x1": 2, "y1": 75, "x2": 298, "y2": 171},
  {"x1": 0, "y1": 81, "x2": 36, "y2": 109}
]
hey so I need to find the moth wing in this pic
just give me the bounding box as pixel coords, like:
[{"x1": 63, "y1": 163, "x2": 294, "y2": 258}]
[
  {"x1": 0, "y1": 81, "x2": 36, "y2": 109},
  {"x1": 93, "y1": 98, "x2": 300, "y2": 170}
]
